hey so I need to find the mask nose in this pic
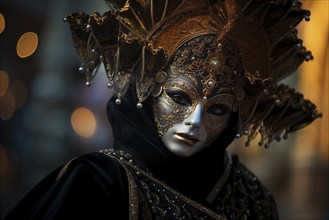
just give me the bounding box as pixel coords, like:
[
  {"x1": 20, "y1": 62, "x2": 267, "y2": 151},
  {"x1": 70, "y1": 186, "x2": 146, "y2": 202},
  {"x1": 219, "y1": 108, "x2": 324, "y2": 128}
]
[{"x1": 185, "y1": 103, "x2": 203, "y2": 128}]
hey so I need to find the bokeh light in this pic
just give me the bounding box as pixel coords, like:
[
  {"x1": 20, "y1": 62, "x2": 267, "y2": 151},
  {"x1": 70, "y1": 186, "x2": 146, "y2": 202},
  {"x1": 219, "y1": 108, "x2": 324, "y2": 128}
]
[
  {"x1": 0, "y1": 91, "x2": 16, "y2": 120},
  {"x1": 0, "y1": 13, "x2": 5, "y2": 34},
  {"x1": 9, "y1": 80, "x2": 28, "y2": 109},
  {"x1": 0, "y1": 144, "x2": 17, "y2": 185},
  {"x1": 70, "y1": 107, "x2": 97, "y2": 138},
  {"x1": 16, "y1": 32, "x2": 38, "y2": 58},
  {"x1": 0, "y1": 70, "x2": 9, "y2": 96}
]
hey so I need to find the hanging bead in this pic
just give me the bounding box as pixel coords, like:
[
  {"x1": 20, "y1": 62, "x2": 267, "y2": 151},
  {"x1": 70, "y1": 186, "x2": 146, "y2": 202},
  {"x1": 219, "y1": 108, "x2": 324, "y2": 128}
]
[
  {"x1": 136, "y1": 102, "x2": 143, "y2": 109},
  {"x1": 85, "y1": 24, "x2": 91, "y2": 32},
  {"x1": 304, "y1": 52, "x2": 313, "y2": 61},
  {"x1": 78, "y1": 66, "x2": 85, "y2": 74},
  {"x1": 115, "y1": 98, "x2": 121, "y2": 105},
  {"x1": 85, "y1": 81, "x2": 91, "y2": 86},
  {"x1": 107, "y1": 82, "x2": 113, "y2": 88}
]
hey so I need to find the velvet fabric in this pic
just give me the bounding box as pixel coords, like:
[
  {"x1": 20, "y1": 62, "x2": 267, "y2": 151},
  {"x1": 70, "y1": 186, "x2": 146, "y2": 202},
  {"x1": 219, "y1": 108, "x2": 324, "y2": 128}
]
[
  {"x1": 4, "y1": 85, "x2": 240, "y2": 219},
  {"x1": 4, "y1": 153, "x2": 130, "y2": 219}
]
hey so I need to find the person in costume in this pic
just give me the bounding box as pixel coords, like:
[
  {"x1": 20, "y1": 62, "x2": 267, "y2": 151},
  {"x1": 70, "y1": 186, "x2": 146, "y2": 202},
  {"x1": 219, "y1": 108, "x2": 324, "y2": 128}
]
[{"x1": 4, "y1": 0, "x2": 321, "y2": 219}]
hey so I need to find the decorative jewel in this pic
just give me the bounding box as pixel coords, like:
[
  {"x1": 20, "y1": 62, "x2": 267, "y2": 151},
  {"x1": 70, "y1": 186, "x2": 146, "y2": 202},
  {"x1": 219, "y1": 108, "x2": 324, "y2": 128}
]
[
  {"x1": 155, "y1": 71, "x2": 167, "y2": 84},
  {"x1": 207, "y1": 79, "x2": 215, "y2": 88},
  {"x1": 107, "y1": 82, "x2": 113, "y2": 88},
  {"x1": 78, "y1": 66, "x2": 85, "y2": 73},
  {"x1": 209, "y1": 57, "x2": 220, "y2": 69},
  {"x1": 217, "y1": 43, "x2": 223, "y2": 51},
  {"x1": 85, "y1": 24, "x2": 91, "y2": 32},
  {"x1": 115, "y1": 98, "x2": 121, "y2": 105},
  {"x1": 136, "y1": 102, "x2": 143, "y2": 109}
]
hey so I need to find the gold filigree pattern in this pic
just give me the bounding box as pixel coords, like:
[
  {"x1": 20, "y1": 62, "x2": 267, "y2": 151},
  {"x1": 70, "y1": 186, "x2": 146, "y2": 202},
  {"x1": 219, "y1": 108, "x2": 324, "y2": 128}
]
[
  {"x1": 101, "y1": 148, "x2": 226, "y2": 219},
  {"x1": 168, "y1": 35, "x2": 245, "y2": 99},
  {"x1": 151, "y1": 14, "x2": 217, "y2": 59},
  {"x1": 153, "y1": 79, "x2": 199, "y2": 136},
  {"x1": 101, "y1": 148, "x2": 279, "y2": 220}
]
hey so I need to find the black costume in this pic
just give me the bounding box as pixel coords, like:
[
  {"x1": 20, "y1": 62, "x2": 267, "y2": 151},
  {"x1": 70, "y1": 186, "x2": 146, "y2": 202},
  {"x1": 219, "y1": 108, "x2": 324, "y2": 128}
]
[{"x1": 5, "y1": 89, "x2": 278, "y2": 220}]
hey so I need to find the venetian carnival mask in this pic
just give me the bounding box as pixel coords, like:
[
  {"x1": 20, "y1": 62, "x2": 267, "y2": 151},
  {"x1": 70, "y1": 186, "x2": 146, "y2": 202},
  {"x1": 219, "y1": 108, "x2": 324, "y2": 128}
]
[
  {"x1": 152, "y1": 35, "x2": 244, "y2": 156},
  {"x1": 65, "y1": 0, "x2": 321, "y2": 149}
]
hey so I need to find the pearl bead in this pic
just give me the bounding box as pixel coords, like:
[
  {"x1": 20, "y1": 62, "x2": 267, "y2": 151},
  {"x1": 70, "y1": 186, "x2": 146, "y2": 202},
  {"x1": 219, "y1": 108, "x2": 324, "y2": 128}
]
[
  {"x1": 207, "y1": 80, "x2": 214, "y2": 87},
  {"x1": 78, "y1": 66, "x2": 85, "y2": 73},
  {"x1": 115, "y1": 98, "x2": 121, "y2": 105},
  {"x1": 107, "y1": 82, "x2": 113, "y2": 88},
  {"x1": 210, "y1": 57, "x2": 220, "y2": 69}
]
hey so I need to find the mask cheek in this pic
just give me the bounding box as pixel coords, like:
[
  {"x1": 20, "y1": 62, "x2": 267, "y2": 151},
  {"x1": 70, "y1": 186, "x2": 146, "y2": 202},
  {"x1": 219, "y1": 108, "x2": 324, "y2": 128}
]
[
  {"x1": 153, "y1": 96, "x2": 191, "y2": 136},
  {"x1": 204, "y1": 114, "x2": 231, "y2": 144}
]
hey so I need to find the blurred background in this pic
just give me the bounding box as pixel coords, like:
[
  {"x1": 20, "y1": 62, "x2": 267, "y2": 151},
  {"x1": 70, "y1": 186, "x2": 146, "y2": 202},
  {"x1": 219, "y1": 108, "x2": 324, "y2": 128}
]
[{"x1": 0, "y1": 1, "x2": 328, "y2": 219}]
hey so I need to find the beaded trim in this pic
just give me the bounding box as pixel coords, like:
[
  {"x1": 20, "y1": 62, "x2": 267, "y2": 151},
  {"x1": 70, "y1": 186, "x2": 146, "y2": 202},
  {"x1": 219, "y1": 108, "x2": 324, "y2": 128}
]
[{"x1": 101, "y1": 148, "x2": 226, "y2": 219}]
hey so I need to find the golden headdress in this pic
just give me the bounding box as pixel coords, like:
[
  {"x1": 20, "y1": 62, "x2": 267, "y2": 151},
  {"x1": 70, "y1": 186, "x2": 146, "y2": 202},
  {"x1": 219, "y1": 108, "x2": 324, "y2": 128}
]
[{"x1": 64, "y1": 0, "x2": 321, "y2": 147}]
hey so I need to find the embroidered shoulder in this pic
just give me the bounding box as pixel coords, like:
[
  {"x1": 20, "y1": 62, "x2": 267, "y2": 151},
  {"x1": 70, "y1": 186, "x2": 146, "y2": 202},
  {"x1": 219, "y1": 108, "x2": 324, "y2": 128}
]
[
  {"x1": 100, "y1": 148, "x2": 139, "y2": 220},
  {"x1": 101, "y1": 148, "x2": 226, "y2": 220},
  {"x1": 56, "y1": 157, "x2": 77, "y2": 181},
  {"x1": 209, "y1": 158, "x2": 279, "y2": 219}
]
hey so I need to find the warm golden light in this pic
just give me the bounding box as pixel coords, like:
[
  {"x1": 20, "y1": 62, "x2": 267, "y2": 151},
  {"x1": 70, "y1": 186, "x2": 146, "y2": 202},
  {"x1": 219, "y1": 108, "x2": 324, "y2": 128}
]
[
  {"x1": 0, "y1": 13, "x2": 5, "y2": 34},
  {"x1": 296, "y1": 1, "x2": 329, "y2": 159},
  {"x1": 16, "y1": 32, "x2": 38, "y2": 58},
  {"x1": 0, "y1": 91, "x2": 16, "y2": 120},
  {"x1": 0, "y1": 70, "x2": 9, "y2": 97},
  {"x1": 71, "y1": 107, "x2": 97, "y2": 138},
  {"x1": 9, "y1": 80, "x2": 28, "y2": 109}
]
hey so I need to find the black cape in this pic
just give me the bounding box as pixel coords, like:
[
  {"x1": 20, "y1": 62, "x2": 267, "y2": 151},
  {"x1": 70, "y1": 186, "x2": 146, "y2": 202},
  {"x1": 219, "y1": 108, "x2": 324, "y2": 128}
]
[{"x1": 5, "y1": 87, "x2": 279, "y2": 219}]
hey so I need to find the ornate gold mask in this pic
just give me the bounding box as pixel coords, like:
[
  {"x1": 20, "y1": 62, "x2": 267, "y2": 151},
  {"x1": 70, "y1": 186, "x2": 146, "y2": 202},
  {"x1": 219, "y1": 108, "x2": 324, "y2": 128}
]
[{"x1": 153, "y1": 35, "x2": 241, "y2": 136}]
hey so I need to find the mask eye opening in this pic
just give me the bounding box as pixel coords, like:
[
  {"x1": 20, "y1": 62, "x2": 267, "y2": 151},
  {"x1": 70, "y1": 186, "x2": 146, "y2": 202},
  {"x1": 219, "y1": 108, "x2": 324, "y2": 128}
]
[{"x1": 165, "y1": 89, "x2": 192, "y2": 106}]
